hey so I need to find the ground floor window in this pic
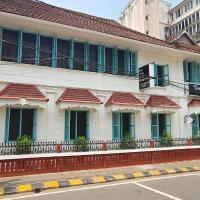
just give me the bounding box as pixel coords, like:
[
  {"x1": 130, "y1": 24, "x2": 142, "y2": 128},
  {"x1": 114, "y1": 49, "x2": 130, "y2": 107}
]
[
  {"x1": 112, "y1": 112, "x2": 135, "y2": 139},
  {"x1": 151, "y1": 113, "x2": 171, "y2": 139},
  {"x1": 192, "y1": 114, "x2": 200, "y2": 137},
  {"x1": 5, "y1": 108, "x2": 37, "y2": 142},
  {"x1": 65, "y1": 110, "x2": 90, "y2": 140}
]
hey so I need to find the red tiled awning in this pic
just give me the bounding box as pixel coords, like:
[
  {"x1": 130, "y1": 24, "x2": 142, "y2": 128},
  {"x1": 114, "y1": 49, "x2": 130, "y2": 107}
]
[
  {"x1": 106, "y1": 92, "x2": 144, "y2": 106},
  {"x1": 188, "y1": 99, "x2": 200, "y2": 107},
  {"x1": 0, "y1": 84, "x2": 49, "y2": 101},
  {"x1": 146, "y1": 95, "x2": 180, "y2": 108},
  {"x1": 57, "y1": 88, "x2": 102, "y2": 104}
]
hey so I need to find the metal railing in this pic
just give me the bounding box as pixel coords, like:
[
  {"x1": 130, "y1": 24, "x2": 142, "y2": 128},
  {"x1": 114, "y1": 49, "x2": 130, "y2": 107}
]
[{"x1": 0, "y1": 138, "x2": 198, "y2": 155}]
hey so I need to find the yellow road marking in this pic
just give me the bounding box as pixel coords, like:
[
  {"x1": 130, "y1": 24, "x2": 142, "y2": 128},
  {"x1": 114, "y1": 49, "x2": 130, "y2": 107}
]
[
  {"x1": 112, "y1": 174, "x2": 126, "y2": 180},
  {"x1": 18, "y1": 184, "x2": 32, "y2": 193},
  {"x1": 68, "y1": 179, "x2": 83, "y2": 186},
  {"x1": 148, "y1": 170, "x2": 161, "y2": 176},
  {"x1": 43, "y1": 181, "x2": 59, "y2": 189},
  {"x1": 92, "y1": 176, "x2": 106, "y2": 183},
  {"x1": 0, "y1": 188, "x2": 4, "y2": 196},
  {"x1": 165, "y1": 168, "x2": 176, "y2": 174},
  {"x1": 178, "y1": 167, "x2": 189, "y2": 172},
  {"x1": 132, "y1": 172, "x2": 145, "y2": 178}
]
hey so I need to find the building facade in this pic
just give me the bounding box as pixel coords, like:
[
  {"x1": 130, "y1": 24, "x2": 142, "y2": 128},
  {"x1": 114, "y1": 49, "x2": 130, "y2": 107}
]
[
  {"x1": 119, "y1": 0, "x2": 172, "y2": 40},
  {"x1": 0, "y1": 0, "x2": 200, "y2": 143},
  {"x1": 168, "y1": 0, "x2": 200, "y2": 44}
]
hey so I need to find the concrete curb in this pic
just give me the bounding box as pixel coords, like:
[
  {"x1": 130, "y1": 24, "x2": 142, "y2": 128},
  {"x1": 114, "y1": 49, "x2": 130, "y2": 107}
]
[{"x1": 1, "y1": 166, "x2": 200, "y2": 196}]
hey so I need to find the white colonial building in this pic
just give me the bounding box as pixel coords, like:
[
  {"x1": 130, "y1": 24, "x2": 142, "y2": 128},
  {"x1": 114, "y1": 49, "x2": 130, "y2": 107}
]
[{"x1": 0, "y1": 0, "x2": 200, "y2": 143}]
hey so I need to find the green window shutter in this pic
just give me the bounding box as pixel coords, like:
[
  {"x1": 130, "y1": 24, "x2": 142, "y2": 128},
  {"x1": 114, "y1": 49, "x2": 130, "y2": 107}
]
[
  {"x1": 32, "y1": 109, "x2": 37, "y2": 141},
  {"x1": 129, "y1": 113, "x2": 135, "y2": 138},
  {"x1": 65, "y1": 110, "x2": 70, "y2": 141},
  {"x1": 0, "y1": 28, "x2": 2, "y2": 61},
  {"x1": 183, "y1": 61, "x2": 189, "y2": 82},
  {"x1": 190, "y1": 61, "x2": 197, "y2": 83},
  {"x1": 35, "y1": 34, "x2": 40, "y2": 65},
  {"x1": 197, "y1": 63, "x2": 200, "y2": 83},
  {"x1": 154, "y1": 64, "x2": 158, "y2": 86},
  {"x1": 86, "y1": 111, "x2": 90, "y2": 139},
  {"x1": 151, "y1": 114, "x2": 159, "y2": 139},
  {"x1": 4, "y1": 108, "x2": 10, "y2": 142},
  {"x1": 131, "y1": 52, "x2": 137, "y2": 76},
  {"x1": 163, "y1": 64, "x2": 169, "y2": 86},
  {"x1": 124, "y1": 49, "x2": 130, "y2": 76},
  {"x1": 17, "y1": 31, "x2": 23, "y2": 63},
  {"x1": 52, "y1": 36, "x2": 57, "y2": 67},
  {"x1": 98, "y1": 45, "x2": 105, "y2": 72},
  {"x1": 165, "y1": 114, "x2": 171, "y2": 135},
  {"x1": 192, "y1": 115, "x2": 199, "y2": 137},
  {"x1": 112, "y1": 112, "x2": 121, "y2": 139},
  {"x1": 69, "y1": 40, "x2": 74, "y2": 69},
  {"x1": 112, "y1": 47, "x2": 118, "y2": 75},
  {"x1": 84, "y1": 43, "x2": 89, "y2": 71}
]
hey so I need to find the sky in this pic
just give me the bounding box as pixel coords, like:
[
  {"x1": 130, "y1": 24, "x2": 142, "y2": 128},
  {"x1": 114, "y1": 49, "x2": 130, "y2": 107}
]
[{"x1": 41, "y1": 0, "x2": 181, "y2": 20}]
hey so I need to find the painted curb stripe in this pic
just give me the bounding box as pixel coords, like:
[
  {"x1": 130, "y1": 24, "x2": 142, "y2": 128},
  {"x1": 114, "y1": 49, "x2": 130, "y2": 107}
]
[{"x1": 1, "y1": 166, "x2": 200, "y2": 196}]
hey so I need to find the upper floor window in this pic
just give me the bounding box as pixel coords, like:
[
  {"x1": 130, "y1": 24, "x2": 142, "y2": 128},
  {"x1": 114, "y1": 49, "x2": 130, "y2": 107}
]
[
  {"x1": 176, "y1": 9, "x2": 181, "y2": 18},
  {"x1": 0, "y1": 28, "x2": 138, "y2": 78},
  {"x1": 184, "y1": 61, "x2": 200, "y2": 84},
  {"x1": 154, "y1": 64, "x2": 169, "y2": 87}
]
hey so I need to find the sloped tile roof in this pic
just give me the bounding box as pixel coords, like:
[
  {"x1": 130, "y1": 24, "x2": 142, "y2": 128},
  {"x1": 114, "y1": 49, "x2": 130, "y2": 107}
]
[
  {"x1": 188, "y1": 99, "x2": 200, "y2": 107},
  {"x1": 146, "y1": 95, "x2": 180, "y2": 108},
  {"x1": 57, "y1": 88, "x2": 102, "y2": 104},
  {"x1": 0, "y1": 83, "x2": 49, "y2": 101},
  {"x1": 1, "y1": 0, "x2": 200, "y2": 54},
  {"x1": 106, "y1": 92, "x2": 144, "y2": 106}
]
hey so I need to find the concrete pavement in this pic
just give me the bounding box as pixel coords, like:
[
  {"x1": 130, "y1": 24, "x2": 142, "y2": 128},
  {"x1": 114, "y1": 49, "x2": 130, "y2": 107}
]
[{"x1": 2, "y1": 172, "x2": 200, "y2": 200}]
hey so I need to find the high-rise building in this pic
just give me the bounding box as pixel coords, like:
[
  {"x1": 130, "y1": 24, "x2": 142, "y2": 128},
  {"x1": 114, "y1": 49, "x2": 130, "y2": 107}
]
[{"x1": 119, "y1": 0, "x2": 172, "y2": 40}]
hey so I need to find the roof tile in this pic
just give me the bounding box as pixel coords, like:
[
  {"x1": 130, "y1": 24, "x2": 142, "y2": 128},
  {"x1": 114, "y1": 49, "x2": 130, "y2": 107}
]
[
  {"x1": 106, "y1": 92, "x2": 144, "y2": 106},
  {"x1": 188, "y1": 99, "x2": 200, "y2": 107},
  {"x1": 57, "y1": 88, "x2": 102, "y2": 104},
  {"x1": 0, "y1": 83, "x2": 49, "y2": 101},
  {"x1": 146, "y1": 95, "x2": 180, "y2": 108}
]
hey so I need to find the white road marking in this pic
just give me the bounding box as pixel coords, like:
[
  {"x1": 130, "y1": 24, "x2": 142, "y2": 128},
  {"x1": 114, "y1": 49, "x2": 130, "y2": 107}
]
[
  {"x1": 1, "y1": 172, "x2": 200, "y2": 200},
  {"x1": 134, "y1": 182, "x2": 182, "y2": 200}
]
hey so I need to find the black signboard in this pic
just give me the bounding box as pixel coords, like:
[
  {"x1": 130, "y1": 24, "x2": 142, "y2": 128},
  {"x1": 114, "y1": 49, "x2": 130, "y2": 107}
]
[
  {"x1": 139, "y1": 65, "x2": 150, "y2": 90},
  {"x1": 189, "y1": 83, "x2": 200, "y2": 96}
]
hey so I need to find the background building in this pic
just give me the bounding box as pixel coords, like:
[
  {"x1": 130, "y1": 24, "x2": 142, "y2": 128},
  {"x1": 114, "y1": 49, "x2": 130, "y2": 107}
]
[{"x1": 119, "y1": 0, "x2": 172, "y2": 40}]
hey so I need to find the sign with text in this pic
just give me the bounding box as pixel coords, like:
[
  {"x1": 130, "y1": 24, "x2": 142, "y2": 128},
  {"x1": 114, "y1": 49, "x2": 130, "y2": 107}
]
[
  {"x1": 189, "y1": 83, "x2": 200, "y2": 96},
  {"x1": 139, "y1": 64, "x2": 154, "y2": 90}
]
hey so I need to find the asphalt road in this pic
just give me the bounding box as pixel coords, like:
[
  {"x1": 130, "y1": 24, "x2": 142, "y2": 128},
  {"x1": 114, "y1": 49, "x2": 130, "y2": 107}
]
[{"x1": 2, "y1": 172, "x2": 200, "y2": 200}]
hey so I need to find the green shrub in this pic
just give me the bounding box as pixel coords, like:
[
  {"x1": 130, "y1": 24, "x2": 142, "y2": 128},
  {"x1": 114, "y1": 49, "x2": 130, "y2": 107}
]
[
  {"x1": 16, "y1": 135, "x2": 32, "y2": 155},
  {"x1": 160, "y1": 131, "x2": 173, "y2": 147},
  {"x1": 192, "y1": 132, "x2": 200, "y2": 145},
  {"x1": 120, "y1": 133, "x2": 136, "y2": 149},
  {"x1": 74, "y1": 136, "x2": 89, "y2": 152}
]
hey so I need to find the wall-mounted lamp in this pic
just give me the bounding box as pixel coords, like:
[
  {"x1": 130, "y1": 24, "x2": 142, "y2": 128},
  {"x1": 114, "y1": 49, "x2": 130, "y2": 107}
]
[{"x1": 184, "y1": 115, "x2": 194, "y2": 124}]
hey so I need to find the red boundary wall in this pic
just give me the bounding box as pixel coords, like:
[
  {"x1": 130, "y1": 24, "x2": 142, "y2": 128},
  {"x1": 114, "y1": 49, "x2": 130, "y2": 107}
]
[{"x1": 1, "y1": 148, "x2": 200, "y2": 177}]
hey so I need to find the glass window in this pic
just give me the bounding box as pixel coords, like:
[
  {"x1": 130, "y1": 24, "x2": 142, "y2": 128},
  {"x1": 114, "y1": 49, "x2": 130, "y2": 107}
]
[
  {"x1": 118, "y1": 50, "x2": 125, "y2": 75},
  {"x1": 57, "y1": 39, "x2": 70, "y2": 69},
  {"x1": 1, "y1": 29, "x2": 19, "y2": 62},
  {"x1": 39, "y1": 36, "x2": 53, "y2": 67},
  {"x1": 8, "y1": 109, "x2": 34, "y2": 141},
  {"x1": 155, "y1": 64, "x2": 169, "y2": 87},
  {"x1": 22, "y1": 32, "x2": 37, "y2": 65},
  {"x1": 89, "y1": 44, "x2": 98, "y2": 72},
  {"x1": 74, "y1": 42, "x2": 84, "y2": 71},
  {"x1": 105, "y1": 47, "x2": 113, "y2": 74}
]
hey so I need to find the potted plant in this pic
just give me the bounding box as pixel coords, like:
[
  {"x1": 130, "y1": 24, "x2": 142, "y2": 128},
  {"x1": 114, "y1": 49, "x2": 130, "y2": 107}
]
[
  {"x1": 74, "y1": 136, "x2": 89, "y2": 152},
  {"x1": 160, "y1": 131, "x2": 173, "y2": 147},
  {"x1": 120, "y1": 132, "x2": 136, "y2": 149},
  {"x1": 16, "y1": 135, "x2": 32, "y2": 155},
  {"x1": 192, "y1": 132, "x2": 200, "y2": 145}
]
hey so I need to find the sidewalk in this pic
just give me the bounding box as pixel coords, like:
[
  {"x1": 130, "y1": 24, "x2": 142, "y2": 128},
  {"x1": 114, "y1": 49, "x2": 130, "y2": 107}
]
[{"x1": 1, "y1": 160, "x2": 200, "y2": 196}]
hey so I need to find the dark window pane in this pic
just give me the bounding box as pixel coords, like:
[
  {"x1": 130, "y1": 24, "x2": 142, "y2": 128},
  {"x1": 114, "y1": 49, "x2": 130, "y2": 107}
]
[
  {"x1": 159, "y1": 114, "x2": 165, "y2": 136},
  {"x1": 22, "y1": 33, "x2": 37, "y2": 65},
  {"x1": 21, "y1": 109, "x2": 34, "y2": 138},
  {"x1": 157, "y1": 65, "x2": 164, "y2": 86},
  {"x1": 74, "y1": 42, "x2": 84, "y2": 71},
  {"x1": 9, "y1": 109, "x2": 20, "y2": 141},
  {"x1": 77, "y1": 111, "x2": 87, "y2": 138},
  {"x1": 2, "y1": 29, "x2": 19, "y2": 62},
  {"x1": 118, "y1": 50, "x2": 125, "y2": 75},
  {"x1": 89, "y1": 45, "x2": 98, "y2": 72},
  {"x1": 70, "y1": 111, "x2": 76, "y2": 140},
  {"x1": 39, "y1": 36, "x2": 53, "y2": 67},
  {"x1": 122, "y1": 113, "x2": 130, "y2": 137},
  {"x1": 105, "y1": 47, "x2": 113, "y2": 74},
  {"x1": 57, "y1": 39, "x2": 70, "y2": 68}
]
